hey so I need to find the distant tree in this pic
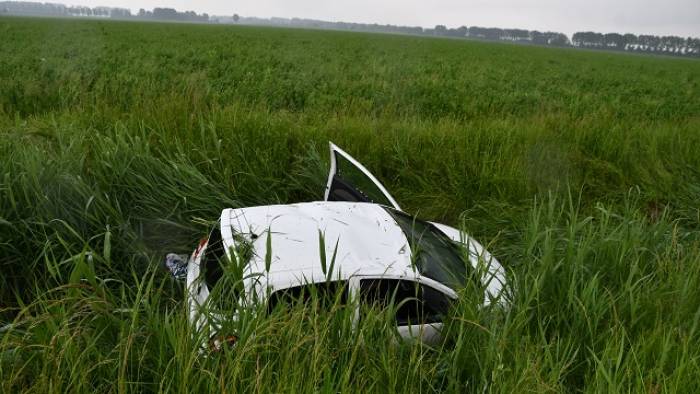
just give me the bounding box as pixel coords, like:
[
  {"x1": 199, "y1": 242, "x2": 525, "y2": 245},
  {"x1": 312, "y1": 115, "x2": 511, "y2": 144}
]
[
  {"x1": 638, "y1": 35, "x2": 659, "y2": 51},
  {"x1": 573, "y1": 31, "x2": 604, "y2": 47},
  {"x1": 153, "y1": 7, "x2": 178, "y2": 20},
  {"x1": 233, "y1": 13, "x2": 239, "y2": 22},
  {"x1": 647, "y1": 35, "x2": 661, "y2": 50},
  {"x1": 110, "y1": 8, "x2": 131, "y2": 18},
  {"x1": 504, "y1": 28, "x2": 529, "y2": 41},
  {"x1": 408, "y1": 26, "x2": 423, "y2": 35},
  {"x1": 662, "y1": 35, "x2": 684, "y2": 53},
  {"x1": 686, "y1": 38, "x2": 698, "y2": 55},
  {"x1": 548, "y1": 32, "x2": 570, "y2": 46},
  {"x1": 530, "y1": 30, "x2": 546, "y2": 44},
  {"x1": 444, "y1": 27, "x2": 463, "y2": 37},
  {"x1": 603, "y1": 33, "x2": 625, "y2": 49},
  {"x1": 690, "y1": 38, "x2": 700, "y2": 56},
  {"x1": 623, "y1": 33, "x2": 637, "y2": 49},
  {"x1": 94, "y1": 7, "x2": 109, "y2": 17},
  {"x1": 485, "y1": 28, "x2": 503, "y2": 40},
  {"x1": 434, "y1": 25, "x2": 447, "y2": 36}
]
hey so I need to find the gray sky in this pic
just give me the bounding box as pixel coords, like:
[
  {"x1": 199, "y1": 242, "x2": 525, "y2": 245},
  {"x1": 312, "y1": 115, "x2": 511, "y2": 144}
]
[{"x1": 74, "y1": 0, "x2": 700, "y2": 38}]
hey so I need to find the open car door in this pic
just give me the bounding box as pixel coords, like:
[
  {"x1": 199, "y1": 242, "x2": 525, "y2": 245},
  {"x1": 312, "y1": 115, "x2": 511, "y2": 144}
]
[{"x1": 324, "y1": 142, "x2": 401, "y2": 210}]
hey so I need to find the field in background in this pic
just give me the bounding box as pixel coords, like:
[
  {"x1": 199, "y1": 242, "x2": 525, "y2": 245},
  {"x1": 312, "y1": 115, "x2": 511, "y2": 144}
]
[{"x1": 1, "y1": 17, "x2": 700, "y2": 392}]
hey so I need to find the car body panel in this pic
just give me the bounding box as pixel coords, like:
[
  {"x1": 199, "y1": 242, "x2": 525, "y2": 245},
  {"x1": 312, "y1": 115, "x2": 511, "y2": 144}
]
[{"x1": 222, "y1": 202, "x2": 414, "y2": 288}]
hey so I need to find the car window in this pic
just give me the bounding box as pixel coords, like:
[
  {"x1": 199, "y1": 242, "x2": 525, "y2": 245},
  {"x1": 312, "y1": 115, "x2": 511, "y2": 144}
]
[
  {"x1": 359, "y1": 279, "x2": 451, "y2": 325},
  {"x1": 383, "y1": 208, "x2": 472, "y2": 290},
  {"x1": 267, "y1": 281, "x2": 349, "y2": 314}
]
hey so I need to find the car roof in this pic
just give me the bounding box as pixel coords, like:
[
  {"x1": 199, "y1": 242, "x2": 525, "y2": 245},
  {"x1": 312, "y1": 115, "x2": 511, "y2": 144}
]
[{"x1": 220, "y1": 201, "x2": 417, "y2": 288}]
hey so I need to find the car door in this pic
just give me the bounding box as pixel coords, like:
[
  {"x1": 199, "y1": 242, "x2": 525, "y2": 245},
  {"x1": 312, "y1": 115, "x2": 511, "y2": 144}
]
[
  {"x1": 324, "y1": 142, "x2": 401, "y2": 210},
  {"x1": 356, "y1": 277, "x2": 454, "y2": 344}
]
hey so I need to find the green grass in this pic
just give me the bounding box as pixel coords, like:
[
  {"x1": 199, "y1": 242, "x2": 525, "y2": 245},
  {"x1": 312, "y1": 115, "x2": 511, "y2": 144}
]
[{"x1": 1, "y1": 16, "x2": 699, "y2": 392}]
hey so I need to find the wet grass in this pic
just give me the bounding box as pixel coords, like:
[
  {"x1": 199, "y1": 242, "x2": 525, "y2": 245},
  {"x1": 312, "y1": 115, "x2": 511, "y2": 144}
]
[{"x1": 1, "y1": 16, "x2": 700, "y2": 392}]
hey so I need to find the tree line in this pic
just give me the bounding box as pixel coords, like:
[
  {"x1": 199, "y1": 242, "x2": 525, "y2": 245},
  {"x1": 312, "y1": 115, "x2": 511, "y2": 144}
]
[
  {"x1": 1, "y1": 1, "x2": 698, "y2": 57},
  {"x1": 431, "y1": 26, "x2": 570, "y2": 47},
  {"x1": 0, "y1": 1, "x2": 208, "y2": 22},
  {"x1": 572, "y1": 32, "x2": 698, "y2": 56},
  {"x1": 137, "y1": 8, "x2": 208, "y2": 23},
  {"x1": 413, "y1": 25, "x2": 696, "y2": 55},
  {"x1": 223, "y1": 15, "x2": 697, "y2": 57}
]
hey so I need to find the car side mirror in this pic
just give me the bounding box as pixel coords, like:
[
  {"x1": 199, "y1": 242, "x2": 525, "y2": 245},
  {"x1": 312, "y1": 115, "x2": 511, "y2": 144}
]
[{"x1": 164, "y1": 253, "x2": 188, "y2": 280}]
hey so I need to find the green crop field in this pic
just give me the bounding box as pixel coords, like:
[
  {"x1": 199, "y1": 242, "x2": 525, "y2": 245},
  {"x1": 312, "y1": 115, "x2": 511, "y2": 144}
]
[{"x1": 1, "y1": 16, "x2": 700, "y2": 392}]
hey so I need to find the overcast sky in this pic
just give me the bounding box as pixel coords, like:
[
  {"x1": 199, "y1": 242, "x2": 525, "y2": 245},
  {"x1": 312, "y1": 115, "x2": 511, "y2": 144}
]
[{"x1": 73, "y1": 0, "x2": 700, "y2": 38}]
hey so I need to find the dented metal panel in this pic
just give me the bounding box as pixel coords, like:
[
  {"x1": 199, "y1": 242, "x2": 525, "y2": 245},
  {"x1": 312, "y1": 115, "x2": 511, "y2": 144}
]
[{"x1": 222, "y1": 201, "x2": 415, "y2": 294}]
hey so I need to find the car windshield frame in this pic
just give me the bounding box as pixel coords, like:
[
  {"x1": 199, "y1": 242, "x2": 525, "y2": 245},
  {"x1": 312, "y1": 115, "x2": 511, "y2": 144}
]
[{"x1": 383, "y1": 207, "x2": 472, "y2": 290}]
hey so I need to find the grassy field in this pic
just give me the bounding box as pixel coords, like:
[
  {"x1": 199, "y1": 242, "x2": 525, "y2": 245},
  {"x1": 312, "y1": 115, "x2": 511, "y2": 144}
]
[{"x1": 1, "y1": 16, "x2": 700, "y2": 392}]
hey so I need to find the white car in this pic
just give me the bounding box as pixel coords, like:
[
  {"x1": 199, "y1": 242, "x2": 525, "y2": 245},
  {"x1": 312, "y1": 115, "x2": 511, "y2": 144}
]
[{"x1": 166, "y1": 143, "x2": 506, "y2": 345}]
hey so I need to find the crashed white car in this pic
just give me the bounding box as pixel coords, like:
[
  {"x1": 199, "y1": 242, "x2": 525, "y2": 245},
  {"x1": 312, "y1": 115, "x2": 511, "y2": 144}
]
[{"x1": 166, "y1": 143, "x2": 506, "y2": 345}]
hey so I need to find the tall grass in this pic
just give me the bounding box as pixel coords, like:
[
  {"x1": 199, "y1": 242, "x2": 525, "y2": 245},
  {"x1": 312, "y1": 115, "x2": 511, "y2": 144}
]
[
  {"x1": 2, "y1": 194, "x2": 699, "y2": 392},
  {"x1": 1, "y1": 16, "x2": 699, "y2": 392}
]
